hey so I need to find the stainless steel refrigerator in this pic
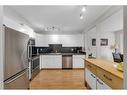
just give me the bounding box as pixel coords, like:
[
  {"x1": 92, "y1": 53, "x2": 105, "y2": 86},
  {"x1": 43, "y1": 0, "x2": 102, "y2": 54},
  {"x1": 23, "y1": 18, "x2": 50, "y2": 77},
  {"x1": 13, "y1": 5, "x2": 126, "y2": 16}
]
[{"x1": 4, "y1": 26, "x2": 29, "y2": 89}]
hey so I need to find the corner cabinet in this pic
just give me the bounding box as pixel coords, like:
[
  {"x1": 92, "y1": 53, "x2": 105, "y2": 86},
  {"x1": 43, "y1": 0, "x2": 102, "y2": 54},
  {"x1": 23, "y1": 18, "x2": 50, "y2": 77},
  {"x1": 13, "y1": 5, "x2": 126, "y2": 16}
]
[
  {"x1": 73, "y1": 55, "x2": 85, "y2": 68},
  {"x1": 40, "y1": 55, "x2": 62, "y2": 69}
]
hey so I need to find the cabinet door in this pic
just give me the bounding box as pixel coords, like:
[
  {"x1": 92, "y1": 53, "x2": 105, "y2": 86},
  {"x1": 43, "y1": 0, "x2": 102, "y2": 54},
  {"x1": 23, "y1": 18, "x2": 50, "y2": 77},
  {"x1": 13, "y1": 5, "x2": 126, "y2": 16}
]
[
  {"x1": 50, "y1": 55, "x2": 62, "y2": 68},
  {"x1": 86, "y1": 68, "x2": 96, "y2": 89},
  {"x1": 97, "y1": 77, "x2": 112, "y2": 89},
  {"x1": 41, "y1": 55, "x2": 62, "y2": 69},
  {"x1": 0, "y1": 83, "x2": 3, "y2": 89},
  {"x1": 40, "y1": 55, "x2": 48, "y2": 68},
  {"x1": 73, "y1": 55, "x2": 85, "y2": 68}
]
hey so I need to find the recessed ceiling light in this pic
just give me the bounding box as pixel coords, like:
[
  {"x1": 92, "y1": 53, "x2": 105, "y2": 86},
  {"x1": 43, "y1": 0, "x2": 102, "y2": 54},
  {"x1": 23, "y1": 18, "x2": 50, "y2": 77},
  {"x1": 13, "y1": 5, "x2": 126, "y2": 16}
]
[
  {"x1": 80, "y1": 14, "x2": 83, "y2": 19},
  {"x1": 81, "y1": 6, "x2": 86, "y2": 12},
  {"x1": 80, "y1": 16, "x2": 83, "y2": 19}
]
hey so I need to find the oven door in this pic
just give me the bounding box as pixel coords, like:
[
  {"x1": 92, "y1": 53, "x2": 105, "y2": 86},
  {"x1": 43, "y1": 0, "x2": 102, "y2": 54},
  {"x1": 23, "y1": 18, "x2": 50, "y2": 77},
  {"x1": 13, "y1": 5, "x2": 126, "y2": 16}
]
[{"x1": 31, "y1": 56, "x2": 40, "y2": 80}]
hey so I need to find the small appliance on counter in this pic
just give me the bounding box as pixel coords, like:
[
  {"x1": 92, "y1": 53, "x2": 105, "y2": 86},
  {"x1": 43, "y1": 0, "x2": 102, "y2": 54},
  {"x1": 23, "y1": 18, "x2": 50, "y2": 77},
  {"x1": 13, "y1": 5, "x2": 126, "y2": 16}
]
[{"x1": 28, "y1": 38, "x2": 40, "y2": 80}]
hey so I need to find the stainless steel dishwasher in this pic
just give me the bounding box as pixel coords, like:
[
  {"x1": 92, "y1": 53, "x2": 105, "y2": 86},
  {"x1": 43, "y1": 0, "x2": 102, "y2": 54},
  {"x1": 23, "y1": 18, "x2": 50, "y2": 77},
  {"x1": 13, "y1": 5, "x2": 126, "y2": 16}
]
[{"x1": 62, "y1": 55, "x2": 72, "y2": 69}]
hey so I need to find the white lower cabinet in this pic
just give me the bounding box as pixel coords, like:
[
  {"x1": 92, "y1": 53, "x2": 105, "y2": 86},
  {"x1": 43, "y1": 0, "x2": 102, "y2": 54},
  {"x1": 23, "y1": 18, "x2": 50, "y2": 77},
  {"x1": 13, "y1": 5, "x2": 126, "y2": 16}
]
[
  {"x1": 41, "y1": 54, "x2": 85, "y2": 69},
  {"x1": 73, "y1": 55, "x2": 85, "y2": 68},
  {"x1": 86, "y1": 68, "x2": 96, "y2": 89},
  {"x1": 96, "y1": 77, "x2": 112, "y2": 89},
  {"x1": 40, "y1": 55, "x2": 62, "y2": 69},
  {"x1": 0, "y1": 82, "x2": 3, "y2": 89},
  {"x1": 86, "y1": 69, "x2": 112, "y2": 89}
]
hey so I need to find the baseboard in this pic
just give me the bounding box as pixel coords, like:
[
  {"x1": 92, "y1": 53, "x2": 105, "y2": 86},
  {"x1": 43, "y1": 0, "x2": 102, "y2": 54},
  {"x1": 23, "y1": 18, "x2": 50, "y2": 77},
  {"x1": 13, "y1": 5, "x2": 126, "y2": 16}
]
[
  {"x1": 85, "y1": 81, "x2": 91, "y2": 89},
  {"x1": 41, "y1": 68, "x2": 62, "y2": 70},
  {"x1": 72, "y1": 68, "x2": 84, "y2": 70},
  {"x1": 41, "y1": 68, "x2": 84, "y2": 70}
]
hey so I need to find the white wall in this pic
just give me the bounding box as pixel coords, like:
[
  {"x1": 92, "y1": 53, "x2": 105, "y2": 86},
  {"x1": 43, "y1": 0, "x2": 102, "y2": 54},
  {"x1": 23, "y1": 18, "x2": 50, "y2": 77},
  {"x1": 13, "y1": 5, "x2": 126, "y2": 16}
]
[
  {"x1": 84, "y1": 27, "x2": 97, "y2": 58},
  {"x1": 98, "y1": 9, "x2": 123, "y2": 33},
  {"x1": 85, "y1": 27, "x2": 115, "y2": 61},
  {"x1": 3, "y1": 7, "x2": 35, "y2": 38},
  {"x1": 84, "y1": 9, "x2": 123, "y2": 61},
  {"x1": 35, "y1": 33, "x2": 84, "y2": 47},
  {"x1": 0, "y1": 6, "x2": 4, "y2": 89},
  {"x1": 114, "y1": 30, "x2": 123, "y2": 54},
  {"x1": 3, "y1": 16, "x2": 35, "y2": 38},
  {"x1": 123, "y1": 6, "x2": 127, "y2": 89}
]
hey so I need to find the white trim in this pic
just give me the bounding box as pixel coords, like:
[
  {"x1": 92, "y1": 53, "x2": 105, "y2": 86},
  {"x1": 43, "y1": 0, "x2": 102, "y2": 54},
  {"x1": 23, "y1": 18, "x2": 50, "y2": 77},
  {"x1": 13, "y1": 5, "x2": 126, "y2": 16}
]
[
  {"x1": 0, "y1": 6, "x2": 4, "y2": 89},
  {"x1": 123, "y1": 6, "x2": 127, "y2": 89}
]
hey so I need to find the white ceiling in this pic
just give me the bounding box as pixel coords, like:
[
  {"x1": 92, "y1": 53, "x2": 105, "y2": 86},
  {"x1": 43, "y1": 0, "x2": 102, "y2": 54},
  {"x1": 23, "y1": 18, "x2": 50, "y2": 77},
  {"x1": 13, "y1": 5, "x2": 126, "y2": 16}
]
[{"x1": 4, "y1": 6, "x2": 120, "y2": 34}]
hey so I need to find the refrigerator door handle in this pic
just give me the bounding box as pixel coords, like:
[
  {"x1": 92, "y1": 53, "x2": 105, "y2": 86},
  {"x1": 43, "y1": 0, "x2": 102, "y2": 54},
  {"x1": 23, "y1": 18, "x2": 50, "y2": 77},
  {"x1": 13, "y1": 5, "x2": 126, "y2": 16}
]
[{"x1": 4, "y1": 70, "x2": 26, "y2": 84}]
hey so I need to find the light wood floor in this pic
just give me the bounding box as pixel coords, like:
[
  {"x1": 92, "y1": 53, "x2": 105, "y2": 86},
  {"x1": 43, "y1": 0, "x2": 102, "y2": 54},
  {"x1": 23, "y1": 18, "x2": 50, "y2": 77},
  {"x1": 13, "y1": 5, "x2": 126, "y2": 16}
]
[{"x1": 30, "y1": 69, "x2": 86, "y2": 89}]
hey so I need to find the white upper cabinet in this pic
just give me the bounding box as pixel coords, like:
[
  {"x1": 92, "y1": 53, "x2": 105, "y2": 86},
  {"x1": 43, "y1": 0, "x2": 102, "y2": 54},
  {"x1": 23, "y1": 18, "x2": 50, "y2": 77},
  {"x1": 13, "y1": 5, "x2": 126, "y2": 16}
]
[{"x1": 35, "y1": 34, "x2": 83, "y2": 47}]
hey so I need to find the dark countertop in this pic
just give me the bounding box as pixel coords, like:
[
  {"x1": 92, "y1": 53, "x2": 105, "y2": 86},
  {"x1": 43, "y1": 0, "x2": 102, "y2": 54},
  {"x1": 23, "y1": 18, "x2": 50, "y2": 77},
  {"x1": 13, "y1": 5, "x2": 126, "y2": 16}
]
[
  {"x1": 28, "y1": 55, "x2": 40, "y2": 61},
  {"x1": 39, "y1": 52, "x2": 86, "y2": 55}
]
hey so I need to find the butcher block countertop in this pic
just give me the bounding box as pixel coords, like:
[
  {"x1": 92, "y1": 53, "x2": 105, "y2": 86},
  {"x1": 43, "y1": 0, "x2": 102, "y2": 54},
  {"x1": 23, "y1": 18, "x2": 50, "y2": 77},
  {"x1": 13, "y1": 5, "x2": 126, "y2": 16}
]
[{"x1": 85, "y1": 58, "x2": 123, "y2": 79}]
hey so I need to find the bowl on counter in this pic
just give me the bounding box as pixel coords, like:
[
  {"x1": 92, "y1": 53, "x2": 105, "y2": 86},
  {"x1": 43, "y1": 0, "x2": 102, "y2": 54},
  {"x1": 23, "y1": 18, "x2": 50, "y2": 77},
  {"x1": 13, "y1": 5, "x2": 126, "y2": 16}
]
[{"x1": 113, "y1": 62, "x2": 124, "y2": 72}]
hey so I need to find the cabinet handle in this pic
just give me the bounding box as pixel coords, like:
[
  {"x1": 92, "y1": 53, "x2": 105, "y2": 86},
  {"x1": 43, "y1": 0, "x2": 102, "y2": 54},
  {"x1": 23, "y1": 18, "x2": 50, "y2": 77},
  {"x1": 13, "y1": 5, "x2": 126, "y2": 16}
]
[
  {"x1": 91, "y1": 74, "x2": 96, "y2": 78},
  {"x1": 103, "y1": 74, "x2": 112, "y2": 81},
  {"x1": 97, "y1": 79, "x2": 103, "y2": 85},
  {"x1": 87, "y1": 64, "x2": 92, "y2": 68}
]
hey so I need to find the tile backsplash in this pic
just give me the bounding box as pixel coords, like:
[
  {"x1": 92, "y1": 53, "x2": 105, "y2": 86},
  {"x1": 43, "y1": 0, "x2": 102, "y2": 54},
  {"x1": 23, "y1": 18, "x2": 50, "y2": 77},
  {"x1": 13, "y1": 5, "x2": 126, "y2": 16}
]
[{"x1": 33, "y1": 46, "x2": 83, "y2": 54}]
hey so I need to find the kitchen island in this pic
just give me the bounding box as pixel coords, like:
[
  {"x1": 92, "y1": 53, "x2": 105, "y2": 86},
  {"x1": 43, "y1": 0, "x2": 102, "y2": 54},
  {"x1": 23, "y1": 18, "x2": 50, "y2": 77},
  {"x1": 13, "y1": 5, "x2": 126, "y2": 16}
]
[{"x1": 84, "y1": 58, "x2": 123, "y2": 89}]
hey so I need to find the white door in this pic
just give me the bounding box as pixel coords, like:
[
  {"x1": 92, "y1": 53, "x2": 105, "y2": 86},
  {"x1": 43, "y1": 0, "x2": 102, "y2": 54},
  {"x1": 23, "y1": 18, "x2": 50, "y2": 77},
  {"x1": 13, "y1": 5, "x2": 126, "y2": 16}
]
[
  {"x1": 96, "y1": 77, "x2": 112, "y2": 89},
  {"x1": 73, "y1": 55, "x2": 85, "y2": 68},
  {"x1": 85, "y1": 68, "x2": 96, "y2": 89}
]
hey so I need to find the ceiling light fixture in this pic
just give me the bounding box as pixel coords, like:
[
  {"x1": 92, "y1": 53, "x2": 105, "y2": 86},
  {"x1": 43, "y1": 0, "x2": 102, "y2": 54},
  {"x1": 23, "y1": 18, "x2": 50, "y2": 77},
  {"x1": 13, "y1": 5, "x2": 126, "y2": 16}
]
[
  {"x1": 80, "y1": 14, "x2": 83, "y2": 19},
  {"x1": 80, "y1": 6, "x2": 86, "y2": 20},
  {"x1": 45, "y1": 25, "x2": 60, "y2": 32},
  {"x1": 81, "y1": 6, "x2": 86, "y2": 12}
]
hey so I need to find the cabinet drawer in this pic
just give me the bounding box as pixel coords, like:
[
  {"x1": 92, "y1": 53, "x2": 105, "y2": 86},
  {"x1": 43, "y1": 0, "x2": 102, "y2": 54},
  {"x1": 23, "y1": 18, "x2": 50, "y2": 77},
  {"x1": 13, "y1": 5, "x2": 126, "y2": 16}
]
[
  {"x1": 86, "y1": 69, "x2": 96, "y2": 89},
  {"x1": 96, "y1": 77, "x2": 112, "y2": 89},
  {"x1": 85, "y1": 61, "x2": 96, "y2": 74},
  {"x1": 96, "y1": 67, "x2": 123, "y2": 89}
]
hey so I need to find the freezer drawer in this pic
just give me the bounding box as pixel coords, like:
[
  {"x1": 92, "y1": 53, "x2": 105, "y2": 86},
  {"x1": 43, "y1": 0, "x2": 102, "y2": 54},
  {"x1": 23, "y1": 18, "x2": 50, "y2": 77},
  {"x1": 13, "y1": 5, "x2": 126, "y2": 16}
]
[{"x1": 4, "y1": 69, "x2": 29, "y2": 89}]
